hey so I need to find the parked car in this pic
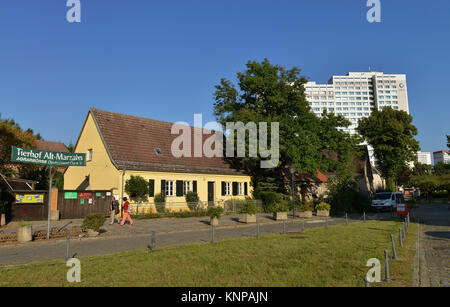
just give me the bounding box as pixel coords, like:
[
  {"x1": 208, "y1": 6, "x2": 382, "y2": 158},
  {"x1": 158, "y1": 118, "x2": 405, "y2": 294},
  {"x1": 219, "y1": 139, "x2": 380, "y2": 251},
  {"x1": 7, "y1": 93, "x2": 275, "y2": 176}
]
[{"x1": 371, "y1": 192, "x2": 404, "y2": 212}]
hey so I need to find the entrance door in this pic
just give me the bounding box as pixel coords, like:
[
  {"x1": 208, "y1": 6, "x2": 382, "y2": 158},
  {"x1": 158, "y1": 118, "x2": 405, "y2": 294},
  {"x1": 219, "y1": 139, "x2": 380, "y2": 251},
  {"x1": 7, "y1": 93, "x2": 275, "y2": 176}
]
[{"x1": 207, "y1": 182, "x2": 214, "y2": 206}]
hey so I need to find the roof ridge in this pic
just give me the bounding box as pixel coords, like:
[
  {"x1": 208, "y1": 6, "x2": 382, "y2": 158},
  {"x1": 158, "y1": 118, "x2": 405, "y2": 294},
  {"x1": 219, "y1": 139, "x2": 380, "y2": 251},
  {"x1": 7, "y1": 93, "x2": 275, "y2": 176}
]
[{"x1": 90, "y1": 107, "x2": 213, "y2": 131}]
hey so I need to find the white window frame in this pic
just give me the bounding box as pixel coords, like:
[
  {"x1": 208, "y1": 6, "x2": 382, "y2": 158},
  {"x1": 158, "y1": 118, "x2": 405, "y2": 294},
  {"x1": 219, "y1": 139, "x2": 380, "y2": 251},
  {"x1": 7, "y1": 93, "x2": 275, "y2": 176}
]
[
  {"x1": 165, "y1": 180, "x2": 174, "y2": 197},
  {"x1": 225, "y1": 182, "x2": 231, "y2": 196},
  {"x1": 238, "y1": 182, "x2": 244, "y2": 196},
  {"x1": 183, "y1": 181, "x2": 192, "y2": 195}
]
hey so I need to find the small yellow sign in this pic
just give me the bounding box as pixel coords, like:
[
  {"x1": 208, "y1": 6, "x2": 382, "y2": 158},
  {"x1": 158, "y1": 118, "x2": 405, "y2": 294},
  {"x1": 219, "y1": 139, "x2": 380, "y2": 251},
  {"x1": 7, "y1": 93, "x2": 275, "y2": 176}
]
[{"x1": 15, "y1": 194, "x2": 44, "y2": 204}]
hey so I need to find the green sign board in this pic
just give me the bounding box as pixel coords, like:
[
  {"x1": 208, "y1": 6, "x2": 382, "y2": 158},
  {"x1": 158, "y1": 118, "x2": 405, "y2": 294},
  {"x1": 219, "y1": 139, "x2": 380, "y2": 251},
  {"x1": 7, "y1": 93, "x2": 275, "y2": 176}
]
[
  {"x1": 64, "y1": 192, "x2": 78, "y2": 199},
  {"x1": 11, "y1": 146, "x2": 86, "y2": 167}
]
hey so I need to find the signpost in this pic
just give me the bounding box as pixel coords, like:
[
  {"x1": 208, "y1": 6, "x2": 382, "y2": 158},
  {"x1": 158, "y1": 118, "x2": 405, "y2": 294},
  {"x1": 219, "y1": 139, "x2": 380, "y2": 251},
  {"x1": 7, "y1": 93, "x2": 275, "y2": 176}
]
[{"x1": 11, "y1": 146, "x2": 86, "y2": 239}]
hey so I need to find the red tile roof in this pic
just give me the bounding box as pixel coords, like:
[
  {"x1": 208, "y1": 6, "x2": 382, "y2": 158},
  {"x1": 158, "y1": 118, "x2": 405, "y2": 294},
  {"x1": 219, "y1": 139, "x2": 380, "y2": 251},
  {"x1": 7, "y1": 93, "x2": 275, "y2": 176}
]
[
  {"x1": 89, "y1": 108, "x2": 246, "y2": 175},
  {"x1": 282, "y1": 165, "x2": 328, "y2": 183},
  {"x1": 35, "y1": 140, "x2": 68, "y2": 153}
]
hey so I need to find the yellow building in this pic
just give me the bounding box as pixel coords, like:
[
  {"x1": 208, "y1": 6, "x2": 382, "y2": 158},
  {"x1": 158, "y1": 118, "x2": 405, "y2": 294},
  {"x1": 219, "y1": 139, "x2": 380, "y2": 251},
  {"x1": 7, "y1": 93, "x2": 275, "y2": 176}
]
[{"x1": 64, "y1": 108, "x2": 252, "y2": 210}]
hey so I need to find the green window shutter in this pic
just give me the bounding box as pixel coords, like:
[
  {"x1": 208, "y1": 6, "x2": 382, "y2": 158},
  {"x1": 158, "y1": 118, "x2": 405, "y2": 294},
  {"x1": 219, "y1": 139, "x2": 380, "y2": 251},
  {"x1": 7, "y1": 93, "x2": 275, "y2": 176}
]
[
  {"x1": 176, "y1": 180, "x2": 183, "y2": 197},
  {"x1": 244, "y1": 182, "x2": 248, "y2": 196},
  {"x1": 232, "y1": 182, "x2": 238, "y2": 196},
  {"x1": 193, "y1": 181, "x2": 197, "y2": 193},
  {"x1": 221, "y1": 182, "x2": 226, "y2": 196},
  {"x1": 161, "y1": 180, "x2": 166, "y2": 194},
  {"x1": 149, "y1": 180, "x2": 155, "y2": 197}
]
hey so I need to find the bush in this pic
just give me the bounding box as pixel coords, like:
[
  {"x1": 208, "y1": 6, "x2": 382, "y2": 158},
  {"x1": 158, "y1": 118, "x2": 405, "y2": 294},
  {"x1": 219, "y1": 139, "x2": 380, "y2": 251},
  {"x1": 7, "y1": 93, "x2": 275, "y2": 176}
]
[
  {"x1": 239, "y1": 199, "x2": 258, "y2": 215},
  {"x1": 207, "y1": 206, "x2": 224, "y2": 219},
  {"x1": 125, "y1": 175, "x2": 149, "y2": 203},
  {"x1": 297, "y1": 201, "x2": 314, "y2": 212},
  {"x1": 82, "y1": 213, "x2": 106, "y2": 232},
  {"x1": 259, "y1": 192, "x2": 285, "y2": 213},
  {"x1": 185, "y1": 192, "x2": 200, "y2": 211},
  {"x1": 326, "y1": 176, "x2": 370, "y2": 213},
  {"x1": 316, "y1": 202, "x2": 331, "y2": 211},
  {"x1": 275, "y1": 199, "x2": 290, "y2": 212},
  {"x1": 154, "y1": 193, "x2": 166, "y2": 213}
]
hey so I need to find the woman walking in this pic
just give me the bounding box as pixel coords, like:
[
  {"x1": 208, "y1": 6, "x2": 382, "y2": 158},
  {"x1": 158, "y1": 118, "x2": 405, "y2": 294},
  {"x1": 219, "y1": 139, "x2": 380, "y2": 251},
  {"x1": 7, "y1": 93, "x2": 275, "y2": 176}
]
[{"x1": 120, "y1": 197, "x2": 134, "y2": 226}]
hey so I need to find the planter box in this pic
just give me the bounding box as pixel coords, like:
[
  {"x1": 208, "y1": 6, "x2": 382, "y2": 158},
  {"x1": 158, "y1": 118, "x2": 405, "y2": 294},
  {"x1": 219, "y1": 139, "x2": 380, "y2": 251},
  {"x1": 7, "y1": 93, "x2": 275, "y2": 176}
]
[
  {"x1": 0, "y1": 214, "x2": 5, "y2": 227},
  {"x1": 273, "y1": 212, "x2": 288, "y2": 221},
  {"x1": 316, "y1": 210, "x2": 330, "y2": 217},
  {"x1": 18, "y1": 226, "x2": 33, "y2": 242},
  {"x1": 239, "y1": 213, "x2": 256, "y2": 223},
  {"x1": 297, "y1": 211, "x2": 313, "y2": 218},
  {"x1": 210, "y1": 217, "x2": 219, "y2": 226}
]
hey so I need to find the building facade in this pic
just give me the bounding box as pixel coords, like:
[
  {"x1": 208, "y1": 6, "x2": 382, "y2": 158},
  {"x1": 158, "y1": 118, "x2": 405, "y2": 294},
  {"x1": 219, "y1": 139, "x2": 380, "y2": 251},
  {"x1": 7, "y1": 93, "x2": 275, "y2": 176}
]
[
  {"x1": 416, "y1": 152, "x2": 432, "y2": 165},
  {"x1": 64, "y1": 109, "x2": 252, "y2": 210},
  {"x1": 433, "y1": 151, "x2": 450, "y2": 165},
  {"x1": 304, "y1": 71, "x2": 410, "y2": 165}
]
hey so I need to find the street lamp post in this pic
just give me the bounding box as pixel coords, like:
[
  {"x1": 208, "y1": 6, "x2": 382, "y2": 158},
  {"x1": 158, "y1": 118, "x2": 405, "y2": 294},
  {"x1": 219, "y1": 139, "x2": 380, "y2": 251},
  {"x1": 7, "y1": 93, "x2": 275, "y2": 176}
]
[{"x1": 289, "y1": 164, "x2": 297, "y2": 219}]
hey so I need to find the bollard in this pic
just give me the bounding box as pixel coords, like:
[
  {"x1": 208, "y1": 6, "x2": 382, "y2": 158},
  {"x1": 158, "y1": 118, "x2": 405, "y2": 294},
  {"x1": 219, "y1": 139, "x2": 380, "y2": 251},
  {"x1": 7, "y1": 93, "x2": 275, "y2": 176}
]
[
  {"x1": 399, "y1": 228, "x2": 403, "y2": 247},
  {"x1": 384, "y1": 249, "x2": 391, "y2": 282},
  {"x1": 402, "y1": 222, "x2": 406, "y2": 238},
  {"x1": 211, "y1": 224, "x2": 215, "y2": 244},
  {"x1": 283, "y1": 220, "x2": 286, "y2": 234},
  {"x1": 390, "y1": 234, "x2": 397, "y2": 259},
  {"x1": 66, "y1": 236, "x2": 70, "y2": 261},
  {"x1": 150, "y1": 231, "x2": 156, "y2": 252},
  {"x1": 363, "y1": 212, "x2": 366, "y2": 223},
  {"x1": 302, "y1": 218, "x2": 305, "y2": 232},
  {"x1": 345, "y1": 212, "x2": 348, "y2": 225}
]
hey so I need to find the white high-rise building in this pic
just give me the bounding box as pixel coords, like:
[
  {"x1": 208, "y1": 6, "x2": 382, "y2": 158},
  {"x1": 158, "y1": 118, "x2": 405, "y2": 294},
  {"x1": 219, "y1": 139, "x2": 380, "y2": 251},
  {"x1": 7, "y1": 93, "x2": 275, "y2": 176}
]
[
  {"x1": 433, "y1": 151, "x2": 450, "y2": 165},
  {"x1": 416, "y1": 152, "x2": 432, "y2": 165},
  {"x1": 305, "y1": 72, "x2": 410, "y2": 165}
]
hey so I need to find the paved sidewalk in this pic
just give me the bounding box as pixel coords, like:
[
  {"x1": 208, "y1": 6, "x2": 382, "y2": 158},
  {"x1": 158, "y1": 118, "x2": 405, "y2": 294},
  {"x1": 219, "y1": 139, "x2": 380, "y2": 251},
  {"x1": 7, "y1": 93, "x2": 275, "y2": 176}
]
[
  {"x1": 0, "y1": 212, "x2": 388, "y2": 266},
  {"x1": 413, "y1": 202, "x2": 449, "y2": 287}
]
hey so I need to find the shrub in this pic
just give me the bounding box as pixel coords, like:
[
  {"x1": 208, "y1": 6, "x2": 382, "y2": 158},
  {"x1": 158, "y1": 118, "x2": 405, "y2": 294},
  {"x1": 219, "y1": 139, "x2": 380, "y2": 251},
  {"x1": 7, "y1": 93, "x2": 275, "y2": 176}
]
[
  {"x1": 125, "y1": 175, "x2": 149, "y2": 203},
  {"x1": 82, "y1": 213, "x2": 106, "y2": 232},
  {"x1": 239, "y1": 199, "x2": 258, "y2": 215},
  {"x1": 316, "y1": 202, "x2": 331, "y2": 211},
  {"x1": 207, "y1": 206, "x2": 224, "y2": 219},
  {"x1": 275, "y1": 199, "x2": 290, "y2": 212},
  {"x1": 326, "y1": 176, "x2": 370, "y2": 213},
  {"x1": 154, "y1": 193, "x2": 166, "y2": 213},
  {"x1": 259, "y1": 192, "x2": 285, "y2": 213},
  {"x1": 185, "y1": 192, "x2": 200, "y2": 211},
  {"x1": 297, "y1": 201, "x2": 314, "y2": 212}
]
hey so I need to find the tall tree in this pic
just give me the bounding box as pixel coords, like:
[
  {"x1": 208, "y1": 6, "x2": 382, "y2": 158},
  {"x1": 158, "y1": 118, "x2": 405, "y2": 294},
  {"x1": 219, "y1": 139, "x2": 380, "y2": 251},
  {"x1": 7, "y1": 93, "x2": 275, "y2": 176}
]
[
  {"x1": 213, "y1": 59, "x2": 359, "y2": 193},
  {"x1": 357, "y1": 107, "x2": 420, "y2": 191}
]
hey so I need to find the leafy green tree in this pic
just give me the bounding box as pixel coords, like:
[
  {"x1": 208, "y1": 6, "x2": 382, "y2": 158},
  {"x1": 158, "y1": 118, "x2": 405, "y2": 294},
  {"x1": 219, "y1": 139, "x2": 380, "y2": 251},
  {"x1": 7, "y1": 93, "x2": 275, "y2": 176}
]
[
  {"x1": 433, "y1": 162, "x2": 450, "y2": 176},
  {"x1": 0, "y1": 114, "x2": 36, "y2": 176},
  {"x1": 213, "y1": 59, "x2": 359, "y2": 193},
  {"x1": 124, "y1": 175, "x2": 149, "y2": 203},
  {"x1": 357, "y1": 107, "x2": 420, "y2": 191},
  {"x1": 411, "y1": 175, "x2": 439, "y2": 201}
]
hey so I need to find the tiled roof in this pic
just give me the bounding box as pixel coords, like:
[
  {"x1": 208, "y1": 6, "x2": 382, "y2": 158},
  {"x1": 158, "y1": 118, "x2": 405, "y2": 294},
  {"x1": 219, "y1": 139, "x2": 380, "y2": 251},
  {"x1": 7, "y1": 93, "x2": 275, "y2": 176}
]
[
  {"x1": 282, "y1": 165, "x2": 328, "y2": 183},
  {"x1": 89, "y1": 108, "x2": 246, "y2": 175},
  {"x1": 35, "y1": 140, "x2": 68, "y2": 153}
]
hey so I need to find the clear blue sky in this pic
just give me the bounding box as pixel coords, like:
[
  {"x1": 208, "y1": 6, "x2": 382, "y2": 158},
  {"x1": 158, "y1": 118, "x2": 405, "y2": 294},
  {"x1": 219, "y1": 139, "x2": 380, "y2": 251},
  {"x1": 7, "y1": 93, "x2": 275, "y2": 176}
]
[{"x1": 0, "y1": 0, "x2": 449, "y2": 155}]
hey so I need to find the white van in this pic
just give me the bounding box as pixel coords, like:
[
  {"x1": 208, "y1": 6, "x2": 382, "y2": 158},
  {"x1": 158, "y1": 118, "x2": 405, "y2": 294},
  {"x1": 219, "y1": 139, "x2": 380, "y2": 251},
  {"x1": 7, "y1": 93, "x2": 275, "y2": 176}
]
[{"x1": 371, "y1": 192, "x2": 403, "y2": 211}]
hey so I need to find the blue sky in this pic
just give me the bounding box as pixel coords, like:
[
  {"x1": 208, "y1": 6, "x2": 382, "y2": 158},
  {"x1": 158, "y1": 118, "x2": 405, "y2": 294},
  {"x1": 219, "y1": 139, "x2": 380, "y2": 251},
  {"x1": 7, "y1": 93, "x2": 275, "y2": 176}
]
[{"x1": 0, "y1": 0, "x2": 449, "y2": 155}]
